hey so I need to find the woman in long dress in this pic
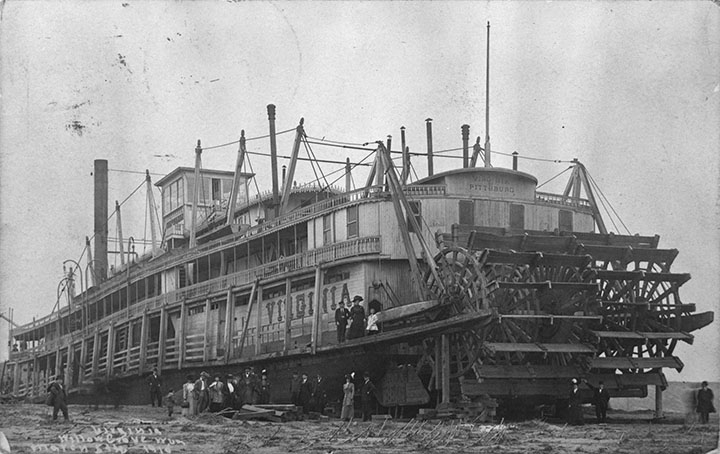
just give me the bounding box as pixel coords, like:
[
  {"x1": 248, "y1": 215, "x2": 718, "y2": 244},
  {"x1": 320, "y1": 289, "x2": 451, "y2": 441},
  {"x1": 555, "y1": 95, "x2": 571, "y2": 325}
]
[
  {"x1": 340, "y1": 374, "x2": 355, "y2": 421},
  {"x1": 182, "y1": 375, "x2": 196, "y2": 417}
]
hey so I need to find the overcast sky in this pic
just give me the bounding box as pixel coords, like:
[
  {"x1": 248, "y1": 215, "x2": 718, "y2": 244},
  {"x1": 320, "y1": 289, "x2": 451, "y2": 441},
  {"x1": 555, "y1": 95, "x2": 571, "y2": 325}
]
[{"x1": 0, "y1": 1, "x2": 718, "y2": 380}]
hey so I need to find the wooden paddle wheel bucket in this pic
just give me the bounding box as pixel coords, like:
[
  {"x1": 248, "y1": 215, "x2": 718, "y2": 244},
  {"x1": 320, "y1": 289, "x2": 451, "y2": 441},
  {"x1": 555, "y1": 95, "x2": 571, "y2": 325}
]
[{"x1": 420, "y1": 225, "x2": 713, "y2": 405}]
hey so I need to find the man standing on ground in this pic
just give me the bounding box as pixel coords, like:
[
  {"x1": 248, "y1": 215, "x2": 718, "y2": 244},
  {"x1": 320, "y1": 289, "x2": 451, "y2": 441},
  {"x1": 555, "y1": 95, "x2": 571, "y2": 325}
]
[
  {"x1": 290, "y1": 371, "x2": 301, "y2": 406},
  {"x1": 583, "y1": 379, "x2": 610, "y2": 423},
  {"x1": 194, "y1": 371, "x2": 210, "y2": 414},
  {"x1": 361, "y1": 371, "x2": 376, "y2": 422},
  {"x1": 47, "y1": 375, "x2": 69, "y2": 422},
  {"x1": 697, "y1": 381, "x2": 716, "y2": 424},
  {"x1": 147, "y1": 368, "x2": 162, "y2": 407}
]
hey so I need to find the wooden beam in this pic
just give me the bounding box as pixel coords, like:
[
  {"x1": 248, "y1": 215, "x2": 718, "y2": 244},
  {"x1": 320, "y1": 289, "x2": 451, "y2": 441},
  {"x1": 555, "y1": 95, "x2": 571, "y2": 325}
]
[
  {"x1": 655, "y1": 385, "x2": 664, "y2": 419},
  {"x1": 484, "y1": 342, "x2": 596, "y2": 354},
  {"x1": 475, "y1": 364, "x2": 582, "y2": 379},
  {"x1": 254, "y1": 284, "x2": 263, "y2": 356},
  {"x1": 79, "y1": 337, "x2": 87, "y2": 384},
  {"x1": 91, "y1": 331, "x2": 100, "y2": 377},
  {"x1": 310, "y1": 265, "x2": 322, "y2": 354},
  {"x1": 105, "y1": 323, "x2": 115, "y2": 379},
  {"x1": 589, "y1": 330, "x2": 693, "y2": 341},
  {"x1": 589, "y1": 356, "x2": 684, "y2": 370},
  {"x1": 178, "y1": 300, "x2": 187, "y2": 370},
  {"x1": 236, "y1": 281, "x2": 258, "y2": 359},
  {"x1": 441, "y1": 334, "x2": 450, "y2": 404},
  {"x1": 223, "y1": 288, "x2": 234, "y2": 364},
  {"x1": 138, "y1": 310, "x2": 149, "y2": 374},
  {"x1": 203, "y1": 298, "x2": 211, "y2": 362},
  {"x1": 283, "y1": 278, "x2": 292, "y2": 352},
  {"x1": 157, "y1": 307, "x2": 167, "y2": 370}
]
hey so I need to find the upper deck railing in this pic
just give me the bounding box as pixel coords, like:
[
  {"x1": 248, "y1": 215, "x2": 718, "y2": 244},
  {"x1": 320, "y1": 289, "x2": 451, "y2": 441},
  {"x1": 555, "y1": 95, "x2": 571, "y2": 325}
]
[{"x1": 8, "y1": 235, "x2": 382, "y2": 355}]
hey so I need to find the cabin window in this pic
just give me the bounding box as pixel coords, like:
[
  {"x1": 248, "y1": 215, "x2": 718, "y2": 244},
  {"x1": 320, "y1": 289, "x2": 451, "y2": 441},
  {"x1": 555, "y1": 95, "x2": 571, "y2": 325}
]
[
  {"x1": 559, "y1": 210, "x2": 573, "y2": 232},
  {"x1": 212, "y1": 178, "x2": 222, "y2": 202},
  {"x1": 164, "y1": 178, "x2": 184, "y2": 214},
  {"x1": 323, "y1": 214, "x2": 333, "y2": 245},
  {"x1": 509, "y1": 204, "x2": 525, "y2": 230},
  {"x1": 189, "y1": 305, "x2": 205, "y2": 316},
  {"x1": 347, "y1": 205, "x2": 359, "y2": 238},
  {"x1": 407, "y1": 201, "x2": 422, "y2": 233},
  {"x1": 459, "y1": 200, "x2": 474, "y2": 225}
]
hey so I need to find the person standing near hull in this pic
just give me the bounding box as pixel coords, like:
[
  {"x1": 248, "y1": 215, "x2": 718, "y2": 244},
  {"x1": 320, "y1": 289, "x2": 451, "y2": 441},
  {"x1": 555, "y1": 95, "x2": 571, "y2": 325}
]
[
  {"x1": 147, "y1": 368, "x2": 162, "y2": 407},
  {"x1": 347, "y1": 295, "x2": 365, "y2": 340},
  {"x1": 182, "y1": 375, "x2": 195, "y2": 416},
  {"x1": 341, "y1": 374, "x2": 355, "y2": 421},
  {"x1": 361, "y1": 372, "x2": 376, "y2": 422},
  {"x1": 47, "y1": 375, "x2": 69, "y2": 422},
  {"x1": 697, "y1": 381, "x2": 716, "y2": 424},
  {"x1": 583, "y1": 379, "x2": 610, "y2": 423},
  {"x1": 567, "y1": 378, "x2": 584, "y2": 426}
]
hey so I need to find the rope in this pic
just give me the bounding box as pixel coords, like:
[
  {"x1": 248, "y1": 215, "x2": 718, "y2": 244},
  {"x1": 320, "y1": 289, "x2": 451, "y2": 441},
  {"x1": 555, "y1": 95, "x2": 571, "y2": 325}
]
[
  {"x1": 586, "y1": 170, "x2": 632, "y2": 235},
  {"x1": 537, "y1": 166, "x2": 574, "y2": 189}
]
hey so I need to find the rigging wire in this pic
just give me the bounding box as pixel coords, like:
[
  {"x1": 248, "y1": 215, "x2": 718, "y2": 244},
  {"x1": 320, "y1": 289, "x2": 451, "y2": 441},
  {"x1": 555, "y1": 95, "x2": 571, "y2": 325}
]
[
  {"x1": 202, "y1": 127, "x2": 296, "y2": 150},
  {"x1": 586, "y1": 170, "x2": 632, "y2": 235},
  {"x1": 536, "y1": 166, "x2": 574, "y2": 190}
]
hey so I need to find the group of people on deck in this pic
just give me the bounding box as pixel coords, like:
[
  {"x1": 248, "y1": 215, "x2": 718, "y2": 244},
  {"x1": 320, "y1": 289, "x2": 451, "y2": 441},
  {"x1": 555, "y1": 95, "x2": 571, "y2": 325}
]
[{"x1": 335, "y1": 295, "x2": 380, "y2": 343}]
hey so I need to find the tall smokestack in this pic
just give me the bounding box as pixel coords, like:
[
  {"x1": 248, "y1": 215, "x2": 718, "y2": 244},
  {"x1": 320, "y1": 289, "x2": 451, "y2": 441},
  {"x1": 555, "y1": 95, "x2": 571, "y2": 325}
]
[
  {"x1": 461, "y1": 124, "x2": 470, "y2": 168},
  {"x1": 267, "y1": 104, "x2": 280, "y2": 218},
  {"x1": 93, "y1": 159, "x2": 108, "y2": 282},
  {"x1": 425, "y1": 118, "x2": 434, "y2": 177}
]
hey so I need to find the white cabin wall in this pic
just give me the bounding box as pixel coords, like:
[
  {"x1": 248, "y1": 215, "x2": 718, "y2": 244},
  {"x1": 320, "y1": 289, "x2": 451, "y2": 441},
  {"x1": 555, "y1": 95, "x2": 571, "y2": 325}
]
[
  {"x1": 475, "y1": 200, "x2": 509, "y2": 228},
  {"x1": 335, "y1": 209, "x2": 347, "y2": 242},
  {"x1": 162, "y1": 269, "x2": 177, "y2": 293},
  {"x1": 575, "y1": 212, "x2": 595, "y2": 232}
]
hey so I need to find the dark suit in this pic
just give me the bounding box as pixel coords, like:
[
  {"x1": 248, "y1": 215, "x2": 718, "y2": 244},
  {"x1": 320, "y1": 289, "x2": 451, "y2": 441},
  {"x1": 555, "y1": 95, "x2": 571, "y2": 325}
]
[
  {"x1": 586, "y1": 383, "x2": 610, "y2": 422},
  {"x1": 361, "y1": 378, "x2": 376, "y2": 421},
  {"x1": 298, "y1": 379, "x2": 312, "y2": 413},
  {"x1": 335, "y1": 306, "x2": 350, "y2": 343},
  {"x1": 697, "y1": 388, "x2": 715, "y2": 423},
  {"x1": 48, "y1": 380, "x2": 69, "y2": 421},
  {"x1": 147, "y1": 373, "x2": 162, "y2": 407}
]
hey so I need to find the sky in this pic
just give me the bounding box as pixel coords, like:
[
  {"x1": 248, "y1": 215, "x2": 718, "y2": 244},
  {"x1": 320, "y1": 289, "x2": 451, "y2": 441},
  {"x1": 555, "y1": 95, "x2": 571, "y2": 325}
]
[{"x1": 0, "y1": 1, "x2": 718, "y2": 380}]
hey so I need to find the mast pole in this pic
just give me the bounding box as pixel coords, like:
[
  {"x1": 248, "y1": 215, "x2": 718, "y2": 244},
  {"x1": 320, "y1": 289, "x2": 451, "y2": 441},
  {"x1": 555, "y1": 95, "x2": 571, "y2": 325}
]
[
  {"x1": 484, "y1": 21, "x2": 492, "y2": 167},
  {"x1": 225, "y1": 131, "x2": 247, "y2": 226},
  {"x1": 145, "y1": 170, "x2": 158, "y2": 256},
  {"x1": 189, "y1": 140, "x2": 202, "y2": 249},
  {"x1": 116, "y1": 201, "x2": 125, "y2": 266},
  {"x1": 267, "y1": 104, "x2": 280, "y2": 219}
]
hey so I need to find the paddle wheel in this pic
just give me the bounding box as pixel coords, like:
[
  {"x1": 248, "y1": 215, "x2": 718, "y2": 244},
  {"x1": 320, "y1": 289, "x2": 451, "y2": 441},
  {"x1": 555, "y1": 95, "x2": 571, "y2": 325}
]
[{"x1": 422, "y1": 227, "x2": 713, "y2": 406}]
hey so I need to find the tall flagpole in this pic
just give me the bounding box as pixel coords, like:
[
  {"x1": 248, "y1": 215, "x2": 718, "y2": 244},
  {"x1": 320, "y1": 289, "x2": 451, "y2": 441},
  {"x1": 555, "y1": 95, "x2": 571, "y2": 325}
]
[{"x1": 484, "y1": 21, "x2": 492, "y2": 167}]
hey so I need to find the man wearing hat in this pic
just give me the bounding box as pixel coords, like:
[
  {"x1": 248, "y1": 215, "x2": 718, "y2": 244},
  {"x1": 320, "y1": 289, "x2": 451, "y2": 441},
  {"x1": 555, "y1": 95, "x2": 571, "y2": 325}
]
[
  {"x1": 567, "y1": 378, "x2": 584, "y2": 425},
  {"x1": 194, "y1": 371, "x2": 210, "y2": 414},
  {"x1": 347, "y1": 295, "x2": 366, "y2": 340},
  {"x1": 47, "y1": 375, "x2": 69, "y2": 422},
  {"x1": 335, "y1": 295, "x2": 350, "y2": 343}
]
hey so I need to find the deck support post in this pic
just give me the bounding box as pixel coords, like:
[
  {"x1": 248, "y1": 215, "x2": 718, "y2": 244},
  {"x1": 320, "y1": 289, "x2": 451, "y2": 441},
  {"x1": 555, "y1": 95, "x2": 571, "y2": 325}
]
[
  {"x1": 91, "y1": 331, "x2": 100, "y2": 377},
  {"x1": 311, "y1": 265, "x2": 323, "y2": 354},
  {"x1": 79, "y1": 337, "x2": 87, "y2": 384},
  {"x1": 158, "y1": 307, "x2": 167, "y2": 369},
  {"x1": 254, "y1": 284, "x2": 263, "y2": 356},
  {"x1": 32, "y1": 356, "x2": 40, "y2": 395},
  {"x1": 12, "y1": 363, "x2": 20, "y2": 394},
  {"x1": 125, "y1": 323, "x2": 134, "y2": 371},
  {"x1": 655, "y1": 385, "x2": 664, "y2": 419},
  {"x1": 138, "y1": 310, "x2": 149, "y2": 374},
  {"x1": 106, "y1": 324, "x2": 115, "y2": 379},
  {"x1": 434, "y1": 338, "x2": 440, "y2": 403},
  {"x1": 283, "y1": 278, "x2": 292, "y2": 352},
  {"x1": 441, "y1": 334, "x2": 450, "y2": 405},
  {"x1": 237, "y1": 282, "x2": 258, "y2": 359},
  {"x1": 178, "y1": 300, "x2": 187, "y2": 370},
  {"x1": 203, "y1": 298, "x2": 211, "y2": 362},
  {"x1": 223, "y1": 288, "x2": 234, "y2": 363}
]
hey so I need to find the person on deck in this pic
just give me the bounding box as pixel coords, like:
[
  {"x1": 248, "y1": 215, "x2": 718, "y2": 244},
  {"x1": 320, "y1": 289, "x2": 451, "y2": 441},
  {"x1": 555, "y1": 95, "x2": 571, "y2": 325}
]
[
  {"x1": 583, "y1": 379, "x2": 610, "y2": 423},
  {"x1": 335, "y1": 297, "x2": 350, "y2": 343},
  {"x1": 147, "y1": 368, "x2": 162, "y2": 407},
  {"x1": 697, "y1": 381, "x2": 716, "y2": 424},
  {"x1": 47, "y1": 375, "x2": 69, "y2": 422},
  {"x1": 347, "y1": 295, "x2": 366, "y2": 340},
  {"x1": 341, "y1": 374, "x2": 355, "y2": 421},
  {"x1": 361, "y1": 371, "x2": 377, "y2": 422},
  {"x1": 366, "y1": 307, "x2": 380, "y2": 335},
  {"x1": 567, "y1": 378, "x2": 584, "y2": 425},
  {"x1": 182, "y1": 375, "x2": 195, "y2": 416}
]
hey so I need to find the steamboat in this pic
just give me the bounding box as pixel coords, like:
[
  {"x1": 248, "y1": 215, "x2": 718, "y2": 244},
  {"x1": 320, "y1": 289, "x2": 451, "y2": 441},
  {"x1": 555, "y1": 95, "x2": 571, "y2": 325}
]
[{"x1": 3, "y1": 101, "x2": 714, "y2": 415}]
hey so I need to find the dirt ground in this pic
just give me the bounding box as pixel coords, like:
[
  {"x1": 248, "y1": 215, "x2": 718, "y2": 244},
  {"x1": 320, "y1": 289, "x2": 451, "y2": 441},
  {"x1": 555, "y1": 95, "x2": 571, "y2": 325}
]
[{"x1": 0, "y1": 403, "x2": 717, "y2": 454}]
